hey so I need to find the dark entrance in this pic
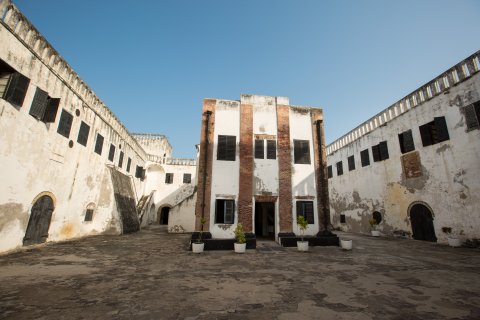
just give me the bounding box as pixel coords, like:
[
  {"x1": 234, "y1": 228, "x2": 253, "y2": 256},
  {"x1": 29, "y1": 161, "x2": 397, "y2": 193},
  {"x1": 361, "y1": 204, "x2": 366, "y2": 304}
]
[
  {"x1": 410, "y1": 203, "x2": 437, "y2": 242},
  {"x1": 23, "y1": 195, "x2": 54, "y2": 246},
  {"x1": 160, "y1": 207, "x2": 170, "y2": 225},
  {"x1": 255, "y1": 202, "x2": 275, "y2": 239}
]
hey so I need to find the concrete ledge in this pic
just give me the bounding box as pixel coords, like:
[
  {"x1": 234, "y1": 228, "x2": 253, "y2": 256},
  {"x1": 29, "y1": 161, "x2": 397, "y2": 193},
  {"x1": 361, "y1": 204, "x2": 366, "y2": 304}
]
[{"x1": 279, "y1": 234, "x2": 339, "y2": 247}]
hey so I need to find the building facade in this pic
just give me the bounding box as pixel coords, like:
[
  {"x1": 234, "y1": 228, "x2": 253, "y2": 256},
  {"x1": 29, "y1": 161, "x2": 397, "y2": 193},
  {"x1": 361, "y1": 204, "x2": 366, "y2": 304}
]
[
  {"x1": 326, "y1": 51, "x2": 480, "y2": 244},
  {"x1": 194, "y1": 94, "x2": 333, "y2": 246}
]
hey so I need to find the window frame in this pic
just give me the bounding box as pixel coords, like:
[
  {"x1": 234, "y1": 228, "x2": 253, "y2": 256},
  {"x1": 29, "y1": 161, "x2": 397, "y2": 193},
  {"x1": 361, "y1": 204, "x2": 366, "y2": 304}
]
[
  {"x1": 183, "y1": 173, "x2": 192, "y2": 184},
  {"x1": 57, "y1": 109, "x2": 73, "y2": 139},
  {"x1": 398, "y1": 129, "x2": 415, "y2": 154},
  {"x1": 217, "y1": 135, "x2": 236, "y2": 161},
  {"x1": 293, "y1": 139, "x2": 311, "y2": 164},
  {"x1": 336, "y1": 161, "x2": 343, "y2": 176},
  {"x1": 296, "y1": 201, "x2": 314, "y2": 224},
  {"x1": 419, "y1": 116, "x2": 450, "y2": 147},
  {"x1": 108, "y1": 144, "x2": 116, "y2": 162},
  {"x1": 266, "y1": 140, "x2": 276, "y2": 160},
  {"x1": 77, "y1": 121, "x2": 90, "y2": 147},
  {"x1": 165, "y1": 173, "x2": 174, "y2": 184},
  {"x1": 348, "y1": 155, "x2": 355, "y2": 171},
  {"x1": 360, "y1": 149, "x2": 370, "y2": 167},
  {"x1": 94, "y1": 133, "x2": 104, "y2": 155},
  {"x1": 215, "y1": 199, "x2": 235, "y2": 224},
  {"x1": 254, "y1": 139, "x2": 264, "y2": 159}
]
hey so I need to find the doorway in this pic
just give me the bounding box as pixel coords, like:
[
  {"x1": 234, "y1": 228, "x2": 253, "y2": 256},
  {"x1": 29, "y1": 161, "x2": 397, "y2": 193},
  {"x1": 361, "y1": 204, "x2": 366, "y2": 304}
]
[
  {"x1": 410, "y1": 203, "x2": 437, "y2": 242},
  {"x1": 159, "y1": 207, "x2": 170, "y2": 225},
  {"x1": 255, "y1": 202, "x2": 275, "y2": 239},
  {"x1": 23, "y1": 195, "x2": 55, "y2": 246}
]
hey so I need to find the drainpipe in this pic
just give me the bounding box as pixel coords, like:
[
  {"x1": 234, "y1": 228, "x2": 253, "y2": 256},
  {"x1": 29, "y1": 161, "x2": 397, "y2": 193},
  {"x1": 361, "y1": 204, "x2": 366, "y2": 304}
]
[
  {"x1": 316, "y1": 120, "x2": 330, "y2": 233},
  {"x1": 200, "y1": 110, "x2": 212, "y2": 232}
]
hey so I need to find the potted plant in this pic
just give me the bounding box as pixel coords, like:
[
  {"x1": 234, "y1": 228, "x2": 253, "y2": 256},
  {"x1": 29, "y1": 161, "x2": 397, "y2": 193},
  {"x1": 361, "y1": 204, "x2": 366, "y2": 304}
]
[
  {"x1": 296, "y1": 215, "x2": 309, "y2": 252},
  {"x1": 340, "y1": 238, "x2": 353, "y2": 250},
  {"x1": 442, "y1": 227, "x2": 462, "y2": 247},
  {"x1": 369, "y1": 218, "x2": 380, "y2": 237},
  {"x1": 192, "y1": 217, "x2": 206, "y2": 253},
  {"x1": 234, "y1": 223, "x2": 246, "y2": 253}
]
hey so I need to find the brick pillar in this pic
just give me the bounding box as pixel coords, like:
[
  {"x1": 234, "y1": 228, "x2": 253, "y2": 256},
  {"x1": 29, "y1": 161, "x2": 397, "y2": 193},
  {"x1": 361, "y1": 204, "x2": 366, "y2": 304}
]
[
  {"x1": 194, "y1": 99, "x2": 216, "y2": 231},
  {"x1": 276, "y1": 104, "x2": 293, "y2": 233},
  {"x1": 310, "y1": 109, "x2": 330, "y2": 232},
  {"x1": 238, "y1": 104, "x2": 253, "y2": 232}
]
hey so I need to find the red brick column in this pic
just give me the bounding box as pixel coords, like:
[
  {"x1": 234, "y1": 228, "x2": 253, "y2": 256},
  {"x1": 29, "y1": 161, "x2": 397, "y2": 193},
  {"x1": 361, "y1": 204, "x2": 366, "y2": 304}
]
[
  {"x1": 194, "y1": 99, "x2": 216, "y2": 231},
  {"x1": 238, "y1": 104, "x2": 253, "y2": 232},
  {"x1": 276, "y1": 105, "x2": 293, "y2": 233},
  {"x1": 310, "y1": 109, "x2": 330, "y2": 231}
]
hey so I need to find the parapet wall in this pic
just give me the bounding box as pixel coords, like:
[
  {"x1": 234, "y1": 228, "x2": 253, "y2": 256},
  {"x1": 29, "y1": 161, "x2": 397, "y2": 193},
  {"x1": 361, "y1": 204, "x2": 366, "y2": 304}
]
[
  {"x1": 0, "y1": 0, "x2": 146, "y2": 160},
  {"x1": 327, "y1": 51, "x2": 480, "y2": 155}
]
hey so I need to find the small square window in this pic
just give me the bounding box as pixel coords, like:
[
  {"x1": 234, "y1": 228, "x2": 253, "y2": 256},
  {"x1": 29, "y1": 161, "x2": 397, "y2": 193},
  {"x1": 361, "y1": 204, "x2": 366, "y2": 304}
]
[
  {"x1": 293, "y1": 140, "x2": 311, "y2": 164},
  {"x1": 165, "y1": 173, "x2": 174, "y2": 184},
  {"x1": 215, "y1": 199, "x2": 235, "y2": 224},
  {"x1": 0, "y1": 63, "x2": 30, "y2": 108},
  {"x1": 296, "y1": 201, "x2": 314, "y2": 224},
  {"x1": 135, "y1": 166, "x2": 145, "y2": 180},
  {"x1": 217, "y1": 135, "x2": 236, "y2": 161},
  {"x1": 419, "y1": 116, "x2": 450, "y2": 147},
  {"x1": 57, "y1": 109, "x2": 73, "y2": 139},
  {"x1": 183, "y1": 173, "x2": 191, "y2": 184},
  {"x1": 398, "y1": 130, "x2": 415, "y2": 154}
]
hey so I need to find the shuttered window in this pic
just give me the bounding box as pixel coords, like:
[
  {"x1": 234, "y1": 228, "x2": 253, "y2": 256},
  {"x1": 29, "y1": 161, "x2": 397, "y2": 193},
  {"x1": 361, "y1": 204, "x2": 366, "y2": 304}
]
[
  {"x1": 372, "y1": 144, "x2": 380, "y2": 162},
  {"x1": 215, "y1": 199, "x2": 235, "y2": 224},
  {"x1": 327, "y1": 165, "x2": 333, "y2": 178},
  {"x1": 267, "y1": 140, "x2": 276, "y2": 159},
  {"x1": 43, "y1": 98, "x2": 60, "y2": 123},
  {"x1": 296, "y1": 201, "x2": 314, "y2": 224},
  {"x1": 94, "y1": 134, "x2": 104, "y2": 155},
  {"x1": 165, "y1": 173, "x2": 173, "y2": 184},
  {"x1": 84, "y1": 209, "x2": 94, "y2": 222},
  {"x1": 360, "y1": 149, "x2": 370, "y2": 167},
  {"x1": 348, "y1": 155, "x2": 355, "y2": 171},
  {"x1": 57, "y1": 109, "x2": 73, "y2": 138},
  {"x1": 29, "y1": 87, "x2": 48, "y2": 120},
  {"x1": 419, "y1": 116, "x2": 450, "y2": 147},
  {"x1": 465, "y1": 101, "x2": 480, "y2": 131},
  {"x1": 254, "y1": 139, "x2": 264, "y2": 159},
  {"x1": 217, "y1": 135, "x2": 236, "y2": 161},
  {"x1": 126, "y1": 158, "x2": 132, "y2": 172},
  {"x1": 77, "y1": 121, "x2": 90, "y2": 147},
  {"x1": 399, "y1": 129, "x2": 415, "y2": 153},
  {"x1": 336, "y1": 161, "x2": 343, "y2": 176},
  {"x1": 135, "y1": 166, "x2": 145, "y2": 179},
  {"x1": 372, "y1": 141, "x2": 389, "y2": 162},
  {"x1": 118, "y1": 151, "x2": 124, "y2": 168},
  {"x1": 2, "y1": 72, "x2": 30, "y2": 108},
  {"x1": 183, "y1": 173, "x2": 192, "y2": 184},
  {"x1": 108, "y1": 144, "x2": 115, "y2": 161},
  {"x1": 293, "y1": 139, "x2": 311, "y2": 164}
]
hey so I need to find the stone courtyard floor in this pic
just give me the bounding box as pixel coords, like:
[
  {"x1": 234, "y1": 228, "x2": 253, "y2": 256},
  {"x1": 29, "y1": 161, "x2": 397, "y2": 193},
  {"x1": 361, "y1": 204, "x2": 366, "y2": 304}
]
[{"x1": 0, "y1": 227, "x2": 479, "y2": 320}]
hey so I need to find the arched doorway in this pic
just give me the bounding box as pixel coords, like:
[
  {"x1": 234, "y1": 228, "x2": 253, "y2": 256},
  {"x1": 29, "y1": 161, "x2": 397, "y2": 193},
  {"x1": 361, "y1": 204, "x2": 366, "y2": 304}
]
[
  {"x1": 409, "y1": 203, "x2": 437, "y2": 242},
  {"x1": 23, "y1": 195, "x2": 55, "y2": 246},
  {"x1": 159, "y1": 207, "x2": 170, "y2": 225}
]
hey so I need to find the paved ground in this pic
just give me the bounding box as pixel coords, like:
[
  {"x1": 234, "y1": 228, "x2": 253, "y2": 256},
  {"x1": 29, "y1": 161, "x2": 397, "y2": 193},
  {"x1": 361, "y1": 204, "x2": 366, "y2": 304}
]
[{"x1": 0, "y1": 227, "x2": 479, "y2": 320}]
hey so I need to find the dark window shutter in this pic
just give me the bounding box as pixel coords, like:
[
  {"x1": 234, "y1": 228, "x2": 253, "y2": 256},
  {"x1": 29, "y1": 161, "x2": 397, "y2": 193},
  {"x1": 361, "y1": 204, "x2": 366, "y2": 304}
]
[
  {"x1": 183, "y1": 173, "x2": 191, "y2": 183},
  {"x1": 84, "y1": 209, "x2": 94, "y2": 222},
  {"x1": 217, "y1": 135, "x2": 226, "y2": 160},
  {"x1": 379, "y1": 141, "x2": 389, "y2": 160},
  {"x1": 135, "y1": 166, "x2": 141, "y2": 178},
  {"x1": 464, "y1": 104, "x2": 479, "y2": 131},
  {"x1": 42, "y1": 98, "x2": 60, "y2": 123},
  {"x1": 419, "y1": 123, "x2": 433, "y2": 147},
  {"x1": 361, "y1": 149, "x2": 370, "y2": 167},
  {"x1": 304, "y1": 202, "x2": 314, "y2": 224},
  {"x1": 399, "y1": 130, "x2": 415, "y2": 153},
  {"x1": 126, "y1": 158, "x2": 132, "y2": 172},
  {"x1": 254, "y1": 139, "x2": 264, "y2": 159},
  {"x1": 142, "y1": 168, "x2": 146, "y2": 180},
  {"x1": 294, "y1": 140, "x2": 310, "y2": 164},
  {"x1": 434, "y1": 117, "x2": 450, "y2": 142},
  {"x1": 224, "y1": 200, "x2": 234, "y2": 224},
  {"x1": 474, "y1": 102, "x2": 480, "y2": 124},
  {"x1": 94, "y1": 134, "x2": 104, "y2": 155},
  {"x1": 267, "y1": 140, "x2": 276, "y2": 159},
  {"x1": 4, "y1": 72, "x2": 30, "y2": 107},
  {"x1": 217, "y1": 135, "x2": 236, "y2": 161},
  {"x1": 336, "y1": 161, "x2": 343, "y2": 176},
  {"x1": 215, "y1": 200, "x2": 224, "y2": 223},
  {"x1": 108, "y1": 144, "x2": 115, "y2": 161},
  {"x1": 118, "y1": 151, "x2": 124, "y2": 168},
  {"x1": 372, "y1": 144, "x2": 380, "y2": 162},
  {"x1": 226, "y1": 136, "x2": 236, "y2": 160},
  {"x1": 327, "y1": 165, "x2": 333, "y2": 178},
  {"x1": 29, "y1": 87, "x2": 48, "y2": 120},
  {"x1": 57, "y1": 109, "x2": 73, "y2": 138},
  {"x1": 348, "y1": 155, "x2": 355, "y2": 171},
  {"x1": 77, "y1": 121, "x2": 90, "y2": 146},
  {"x1": 165, "y1": 173, "x2": 173, "y2": 184},
  {"x1": 296, "y1": 201, "x2": 302, "y2": 218}
]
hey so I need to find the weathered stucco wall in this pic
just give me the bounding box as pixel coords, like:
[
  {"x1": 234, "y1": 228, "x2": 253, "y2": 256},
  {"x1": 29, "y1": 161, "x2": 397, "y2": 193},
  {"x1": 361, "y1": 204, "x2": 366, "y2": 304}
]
[{"x1": 327, "y1": 52, "x2": 480, "y2": 243}]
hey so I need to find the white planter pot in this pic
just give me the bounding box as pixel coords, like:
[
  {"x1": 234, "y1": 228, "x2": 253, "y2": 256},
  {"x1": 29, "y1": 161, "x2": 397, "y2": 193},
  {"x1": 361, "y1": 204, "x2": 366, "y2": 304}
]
[
  {"x1": 234, "y1": 242, "x2": 246, "y2": 253},
  {"x1": 340, "y1": 239, "x2": 352, "y2": 250},
  {"x1": 371, "y1": 230, "x2": 380, "y2": 237},
  {"x1": 447, "y1": 237, "x2": 462, "y2": 247},
  {"x1": 192, "y1": 242, "x2": 204, "y2": 253},
  {"x1": 297, "y1": 241, "x2": 309, "y2": 252}
]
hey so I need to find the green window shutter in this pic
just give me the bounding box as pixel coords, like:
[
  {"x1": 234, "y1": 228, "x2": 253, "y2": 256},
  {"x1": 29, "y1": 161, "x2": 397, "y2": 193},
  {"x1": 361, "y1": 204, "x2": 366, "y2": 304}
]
[
  {"x1": 434, "y1": 117, "x2": 450, "y2": 143},
  {"x1": 29, "y1": 87, "x2": 48, "y2": 120},
  {"x1": 57, "y1": 109, "x2": 73, "y2": 138},
  {"x1": 4, "y1": 72, "x2": 30, "y2": 107},
  {"x1": 379, "y1": 141, "x2": 389, "y2": 160},
  {"x1": 42, "y1": 98, "x2": 60, "y2": 123},
  {"x1": 77, "y1": 121, "x2": 90, "y2": 147},
  {"x1": 372, "y1": 144, "x2": 381, "y2": 162}
]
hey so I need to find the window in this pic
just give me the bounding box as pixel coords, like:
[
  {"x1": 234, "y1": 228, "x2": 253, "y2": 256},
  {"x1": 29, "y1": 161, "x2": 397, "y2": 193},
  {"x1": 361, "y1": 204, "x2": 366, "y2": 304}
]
[
  {"x1": 217, "y1": 135, "x2": 236, "y2": 161},
  {"x1": 0, "y1": 60, "x2": 30, "y2": 108},
  {"x1": 215, "y1": 199, "x2": 234, "y2": 224},
  {"x1": 398, "y1": 129, "x2": 415, "y2": 154},
  {"x1": 108, "y1": 144, "x2": 115, "y2": 161},
  {"x1": 84, "y1": 209, "x2": 94, "y2": 222},
  {"x1": 327, "y1": 165, "x2": 333, "y2": 179},
  {"x1": 118, "y1": 151, "x2": 124, "y2": 168},
  {"x1": 340, "y1": 214, "x2": 346, "y2": 224},
  {"x1": 183, "y1": 173, "x2": 191, "y2": 184},
  {"x1": 165, "y1": 173, "x2": 173, "y2": 184},
  {"x1": 348, "y1": 155, "x2": 355, "y2": 171},
  {"x1": 336, "y1": 161, "x2": 343, "y2": 176},
  {"x1": 296, "y1": 201, "x2": 314, "y2": 224},
  {"x1": 135, "y1": 166, "x2": 145, "y2": 179},
  {"x1": 94, "y1": 133, "x2": 104, "y2": 155},
  {"x1": 360, "y1": 149, "x2": 370, "y2": 167},
  {"x1": 77, "y1": 121, "x2": 90, "y2": 147},
  {"x1": 293, "y1": 139, "x2": 311, "y2": 164},
  {"x1": 419, "y1": 117, "x2": 450, "y2": 147},
  {"x1": 267, "y1": 140, "x2": 276, "y2": 159},
  {"x1": 254, "y1": 139, "x2": 264, "y2": 159},
  {"x1": 465, "y1": 101, "x2": 480, "y2": 131},
  {"x1": 372, "y1": 141, "x2": 389, "y2": 162},
  {"x1": 57, "y1": 109, "x2": 73, "y2": 138},
  {"x1": 29, "y1": 87, "x2": 60, "y2": 123},
  {"x1": 126, "y1": 157, "x2": 132, "y2": 172},
  {"x1": 373, "y1": 211, "x2": 382, "y2": 224}
]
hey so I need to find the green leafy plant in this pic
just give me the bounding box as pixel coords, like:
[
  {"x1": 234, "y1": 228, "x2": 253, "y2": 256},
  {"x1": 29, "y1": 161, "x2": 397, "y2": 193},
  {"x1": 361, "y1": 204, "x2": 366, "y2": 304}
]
[
  {"x1": 196, "y1": 217, "x2": 206, "y2": 243},
  {"x1": 368, "y1": 218, "x2": 378, "y2": 231},
  {"x1": 297, "y1": 215, "x2": 309, "y2": 242},
  {"x1": 234, "y1": 223, "x2": 246, "y2": 244}
]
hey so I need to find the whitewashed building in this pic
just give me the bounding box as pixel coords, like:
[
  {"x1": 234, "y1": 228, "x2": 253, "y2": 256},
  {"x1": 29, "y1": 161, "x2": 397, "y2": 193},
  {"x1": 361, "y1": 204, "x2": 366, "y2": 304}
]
[
  {"x1": 326, "y1": 51, "x2": 480, "y2": 244},
  {"x1": 194, "y1": 94, "x2": 337, "y2": 248}
]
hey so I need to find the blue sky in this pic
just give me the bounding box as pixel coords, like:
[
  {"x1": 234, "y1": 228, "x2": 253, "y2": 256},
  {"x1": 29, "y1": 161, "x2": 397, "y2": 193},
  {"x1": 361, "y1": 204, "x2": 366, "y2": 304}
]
[{"x1": 13, "y1": 0, "x2": 480, "y2": 158}]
